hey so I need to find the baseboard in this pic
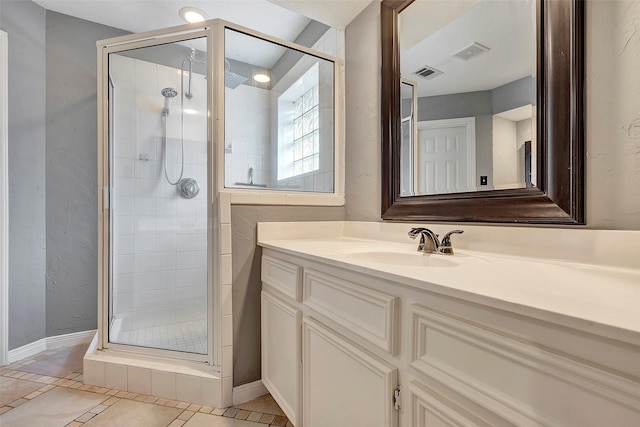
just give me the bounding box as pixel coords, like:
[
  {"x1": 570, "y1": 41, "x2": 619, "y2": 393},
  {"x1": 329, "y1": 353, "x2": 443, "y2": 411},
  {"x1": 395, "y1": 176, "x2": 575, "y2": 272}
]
[
  {"x1": 233, "y1": 379, "x2": 269, "y2": 405},
  {"x1": 7, "y1": 329, "x2": 97, "y2": 364},
  {"x1": 47, "y1": 329, "x2": 97, "y2": 350},
  {"x1": 7, "y1": 338, "x2": 46, "y2": 364}
]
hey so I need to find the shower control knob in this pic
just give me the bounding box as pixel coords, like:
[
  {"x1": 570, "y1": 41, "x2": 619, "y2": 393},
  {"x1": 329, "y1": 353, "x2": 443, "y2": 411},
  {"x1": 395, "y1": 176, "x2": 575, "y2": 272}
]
[{"x1": 178, "y1": 178, "x2": 200, "y2": 199}]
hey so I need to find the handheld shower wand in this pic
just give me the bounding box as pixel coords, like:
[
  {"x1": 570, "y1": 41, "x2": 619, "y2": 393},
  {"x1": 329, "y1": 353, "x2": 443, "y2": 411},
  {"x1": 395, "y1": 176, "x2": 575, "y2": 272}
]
[{"x1": 161, "y1": 87, "x2": 178, "y2": 114}]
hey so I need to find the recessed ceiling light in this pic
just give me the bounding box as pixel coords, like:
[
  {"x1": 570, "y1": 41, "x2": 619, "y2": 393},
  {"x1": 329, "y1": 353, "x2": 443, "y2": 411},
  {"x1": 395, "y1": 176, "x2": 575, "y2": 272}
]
[
  {"x1": 179, "y1": 7, "x2": 207, "y2": 24},
  {"x1": 253, "y1": 74, "x2": 270, "y2": 83}
]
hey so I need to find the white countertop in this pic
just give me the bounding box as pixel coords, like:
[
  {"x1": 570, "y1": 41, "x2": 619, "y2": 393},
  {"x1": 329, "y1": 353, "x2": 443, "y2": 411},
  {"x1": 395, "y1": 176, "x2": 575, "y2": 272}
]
[{"x1": 258, "y1": 234, "x2": 640, "y2": 345}]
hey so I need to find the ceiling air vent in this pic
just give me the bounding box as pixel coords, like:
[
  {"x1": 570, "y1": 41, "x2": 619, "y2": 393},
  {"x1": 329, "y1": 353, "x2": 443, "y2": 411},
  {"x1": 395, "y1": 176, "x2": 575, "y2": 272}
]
[
  {"x1": 452, "y1": 42, "x2": 490, "y2": 61},
  {"x1": 413, "y1": 65, "x2": 443, "y2": 80}
]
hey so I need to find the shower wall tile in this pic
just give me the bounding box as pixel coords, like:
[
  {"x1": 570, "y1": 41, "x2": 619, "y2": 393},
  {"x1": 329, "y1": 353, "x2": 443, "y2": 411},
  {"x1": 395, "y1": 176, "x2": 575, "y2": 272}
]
[
  {"x1": 221, "y1": 285, "x2": 232, "y2": 317},
  {"x1": 221, "y1": 223, "x2": 232, "y2": 255},
  {"x1": 222, "y1": 315, "x2": 233, "y2": 347},
  {"x1": 222, "y1": 345, "x2": 233, "y2": 378},
  {"x1": 110, "y1": 55, "x2": 209, "y2": 353},
  {"x1": 221, "y1": 254, "x2": 232, "y2": 286}
]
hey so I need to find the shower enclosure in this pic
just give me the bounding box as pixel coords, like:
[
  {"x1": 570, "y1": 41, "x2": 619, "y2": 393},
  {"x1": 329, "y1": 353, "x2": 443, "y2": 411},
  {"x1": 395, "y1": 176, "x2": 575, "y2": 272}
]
[
  {"x1": 94, "y1": 18, "x2": 339, "y2": 406},
  {"x1": 98, "y1": 24, "x2": 216, "y2": 364}
]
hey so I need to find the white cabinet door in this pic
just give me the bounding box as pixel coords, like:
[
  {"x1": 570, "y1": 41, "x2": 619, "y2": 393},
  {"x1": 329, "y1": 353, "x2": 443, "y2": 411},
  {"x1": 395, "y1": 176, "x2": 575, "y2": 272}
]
[
  {"x1": 261, "y1": 291, "x2": 302, "y2": 426},
  {"x1": 303, "y1": 317, "x2": 398, "y2": 427}
]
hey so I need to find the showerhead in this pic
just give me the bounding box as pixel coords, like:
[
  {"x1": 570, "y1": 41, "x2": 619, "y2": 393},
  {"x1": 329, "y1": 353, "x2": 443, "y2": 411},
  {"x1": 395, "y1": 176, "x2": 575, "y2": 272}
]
[
  {"x1": 161, "y1": 87, "x2": 178, "y2": 115},
  {"x1": 161, "y1": 87, "x2": 178, "y2": 98}
]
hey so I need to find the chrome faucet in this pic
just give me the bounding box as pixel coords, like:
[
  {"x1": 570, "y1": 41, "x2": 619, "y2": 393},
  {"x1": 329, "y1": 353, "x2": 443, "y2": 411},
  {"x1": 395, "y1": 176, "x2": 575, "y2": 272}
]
[{"x1": 408, "y1": 228, "x2": 464, "y2": 255}]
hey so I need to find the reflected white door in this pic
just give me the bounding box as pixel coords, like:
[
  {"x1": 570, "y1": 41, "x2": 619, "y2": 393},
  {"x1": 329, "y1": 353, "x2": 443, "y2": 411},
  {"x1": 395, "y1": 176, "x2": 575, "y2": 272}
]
[{"x1": 417, "y1": 118, "x2": 475, "y2": 194}]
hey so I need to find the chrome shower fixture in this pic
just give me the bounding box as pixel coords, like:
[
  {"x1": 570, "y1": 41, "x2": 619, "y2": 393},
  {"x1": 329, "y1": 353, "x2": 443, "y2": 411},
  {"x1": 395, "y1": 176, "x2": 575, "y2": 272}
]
[
  {"x1": 161, "y1": 87, "x2": 178, "y2": 114},
  {"x1": 183, "y1": 48, "x2": 205, "y2": 99}
]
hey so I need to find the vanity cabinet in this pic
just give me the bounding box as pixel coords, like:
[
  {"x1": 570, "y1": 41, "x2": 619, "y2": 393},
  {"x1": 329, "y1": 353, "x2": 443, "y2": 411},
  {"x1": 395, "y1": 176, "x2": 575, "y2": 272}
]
[{"x1": 260, "y1": 249, "x2": 640, "y2": 427}]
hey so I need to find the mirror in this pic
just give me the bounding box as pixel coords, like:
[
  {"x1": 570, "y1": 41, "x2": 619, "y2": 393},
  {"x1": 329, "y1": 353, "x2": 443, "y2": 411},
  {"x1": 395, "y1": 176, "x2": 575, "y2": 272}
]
[
  {"x1": 399, "y1": 0, "x2": 536, "y2": 196},
  {"x1": 381, "y1": 0, "x2": 584, "y2": 224}
]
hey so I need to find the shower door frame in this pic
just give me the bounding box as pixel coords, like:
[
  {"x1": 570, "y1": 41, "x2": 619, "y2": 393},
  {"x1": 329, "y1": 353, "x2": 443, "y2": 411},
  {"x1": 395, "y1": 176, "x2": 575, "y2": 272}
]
[{"x1": 97, "y1": 23, "x2": 220, "y2": 366}]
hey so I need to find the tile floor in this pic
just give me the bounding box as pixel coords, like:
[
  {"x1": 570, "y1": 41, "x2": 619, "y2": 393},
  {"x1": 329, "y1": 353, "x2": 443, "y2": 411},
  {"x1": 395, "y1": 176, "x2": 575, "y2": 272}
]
[
  {"x1": 0, "y1": 344, "x2": 290, "y2": 427},
  {"x1": 112, "y1": 318, "x2": 208, "y2": 354}
]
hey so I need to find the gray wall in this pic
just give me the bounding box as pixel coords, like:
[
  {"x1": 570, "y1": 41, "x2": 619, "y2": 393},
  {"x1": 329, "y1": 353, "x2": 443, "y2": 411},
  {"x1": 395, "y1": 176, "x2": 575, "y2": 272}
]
[
  {"x1": 344, "y1": 0, "x2": 640, "y2": 229},
  {"x1": 232, "y1": 205, "x2": 345, "y2": 386},
  {"x1": 45, "y1": 11, "x2": 125, "y2": 337},
  {"x1": 417, "y1": 91, "x2": 492, "y2": 121},
  {"x1": 1, "y1": 0, "x2": 47, "y2": 350},
  {"x1": 415, "y1": 77, "x2": 535, "y2": 122},
  {"x1": 344, "y1": 0, "x2": 382, "y2": 221}
]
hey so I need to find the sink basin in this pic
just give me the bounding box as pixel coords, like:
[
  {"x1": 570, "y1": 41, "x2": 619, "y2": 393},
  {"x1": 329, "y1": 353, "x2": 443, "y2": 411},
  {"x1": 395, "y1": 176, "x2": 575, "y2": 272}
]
[{"x1": 344, "y1": 250, "x2": 459, "y2": 267}]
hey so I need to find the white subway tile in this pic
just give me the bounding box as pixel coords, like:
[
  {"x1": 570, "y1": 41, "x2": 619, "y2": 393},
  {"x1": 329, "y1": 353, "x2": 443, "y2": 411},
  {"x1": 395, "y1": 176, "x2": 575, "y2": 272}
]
[
  {"x1": 156, "y1": 252, "x2": 177, "y2": 271},
  {"x1": 115, "y1": 235, "x2": 134, "y2": 254},
  {"x1": 134, "y1": 216, "x2": 156, "y2": 234},
  {"x1": 114, "y1": 158, "x2": 135, "y2": 178},
  {"x1": 155, "y1": 216, "x2": 176, "y2": 234},
  {"x1": 114, "y1": 197, "x2": 134, "y2": 216},
  {"x1": 114, "y1": 177, "x2": 135, "y2": 197},
  {"x1": 155, "y1": 234, "x2": 177, "y2": 253},
  {"x1": 116, "y1": 273, "x2": 134, "y2": 293},
  {"x1": 134, "y1": 253, "x2": 156, "y2": 273},
  {"x1": 135, "y1": 197, "x2": 156, "y2": 216},
  {"x1": 116, "y1": 254, "x2": 134, "y2": 274},
  {"x1": 134, "y1": 272, "x2": 156, "y2": 291},
  {"x1": 193, "y1": 250, "x2": 208, "y2": 269},
  {"x1": 156, "y1": 197, "x2": 177, "y2": 217},
  {"x1": 155, "y1": 270, "x2": 175, "y2": 290},
  {"x1": 135, "y1": 178, "x2": 157, "y2": 199},
  {"x1": 134, "y1": 235, "x2": 156, "y2": 254},
  {"x1": 176, "y1": 198, "x2": 197, "y2": 217}
]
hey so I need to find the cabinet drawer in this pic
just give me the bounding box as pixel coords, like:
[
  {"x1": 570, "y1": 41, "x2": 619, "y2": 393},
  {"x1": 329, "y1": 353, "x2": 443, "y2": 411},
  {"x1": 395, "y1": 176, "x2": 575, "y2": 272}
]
[
  {"x1": 303, "y1": 269, "x2": 398, "y2": 354},
  {"x1": 261, "y1": 255, "x2": 301, "y2": 301}
]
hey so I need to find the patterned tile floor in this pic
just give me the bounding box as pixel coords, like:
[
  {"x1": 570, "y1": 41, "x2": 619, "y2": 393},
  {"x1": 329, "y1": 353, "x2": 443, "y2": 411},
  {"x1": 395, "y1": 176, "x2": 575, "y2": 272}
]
[{"x1": 0, "y1": 344, "x2": 291, "y2": 427}]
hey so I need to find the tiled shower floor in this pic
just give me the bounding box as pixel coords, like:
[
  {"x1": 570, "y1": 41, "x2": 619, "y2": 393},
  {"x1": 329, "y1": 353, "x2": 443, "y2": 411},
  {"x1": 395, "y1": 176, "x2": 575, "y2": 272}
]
[
  {"x1": 111, "y1": 318, "x2": 207, "y2": 354},
  {"x1": 0, "y1": 344, "x2": 291, "y2": 427}
]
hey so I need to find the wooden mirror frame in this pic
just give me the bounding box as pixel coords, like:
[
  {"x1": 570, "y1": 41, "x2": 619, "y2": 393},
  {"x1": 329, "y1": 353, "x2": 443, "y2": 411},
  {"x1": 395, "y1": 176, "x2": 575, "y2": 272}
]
[{"x1": 381, "y1": 0, "x2": 584, "y2": 224}]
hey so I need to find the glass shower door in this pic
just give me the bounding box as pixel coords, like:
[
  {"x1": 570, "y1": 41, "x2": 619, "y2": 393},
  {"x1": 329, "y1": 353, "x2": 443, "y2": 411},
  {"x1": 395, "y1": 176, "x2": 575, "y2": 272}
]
[{"x1": 108, "y1": 37, "x2": 209, "y2": 356}]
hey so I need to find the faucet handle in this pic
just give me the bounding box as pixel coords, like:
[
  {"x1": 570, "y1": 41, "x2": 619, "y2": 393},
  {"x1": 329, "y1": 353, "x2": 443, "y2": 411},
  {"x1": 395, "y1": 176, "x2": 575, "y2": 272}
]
[{"x1": 439, "y1": 230, "x2": 464, "y2": 255}]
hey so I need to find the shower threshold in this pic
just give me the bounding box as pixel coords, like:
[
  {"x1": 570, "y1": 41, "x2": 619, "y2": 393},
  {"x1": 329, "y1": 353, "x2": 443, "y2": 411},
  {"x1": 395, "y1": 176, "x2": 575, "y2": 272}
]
[{"x1": 83, "y1": 332, "x2": 226, "y2": 407}]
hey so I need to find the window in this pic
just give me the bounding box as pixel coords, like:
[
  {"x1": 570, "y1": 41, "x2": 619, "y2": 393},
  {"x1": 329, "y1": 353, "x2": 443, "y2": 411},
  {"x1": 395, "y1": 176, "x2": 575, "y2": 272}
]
[{"x1": 291, "y1": 84, "x2": 320, "y2": 177}]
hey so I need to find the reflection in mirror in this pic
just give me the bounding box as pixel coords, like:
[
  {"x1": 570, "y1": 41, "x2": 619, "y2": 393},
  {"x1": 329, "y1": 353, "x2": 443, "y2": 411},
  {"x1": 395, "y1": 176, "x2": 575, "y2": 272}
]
[
  {"x1": 399, "y1": 0, "x2": 537, "y2": 196},
  {"x1": 224, "y1": 28, "x2": 335, "y2": 193}
]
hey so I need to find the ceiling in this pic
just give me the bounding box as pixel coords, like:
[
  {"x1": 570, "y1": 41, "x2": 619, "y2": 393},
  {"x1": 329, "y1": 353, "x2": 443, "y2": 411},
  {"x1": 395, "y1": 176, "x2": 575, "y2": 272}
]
[
  {"x1": 32, "y1": 0, "x2": 369, "y2": 35},
  {"x1": 33, "y1": 0, "x2": 370, "y2": 70},
  {"x1": 400, "y1": 0, "x2": 536, "y2": 98}
]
